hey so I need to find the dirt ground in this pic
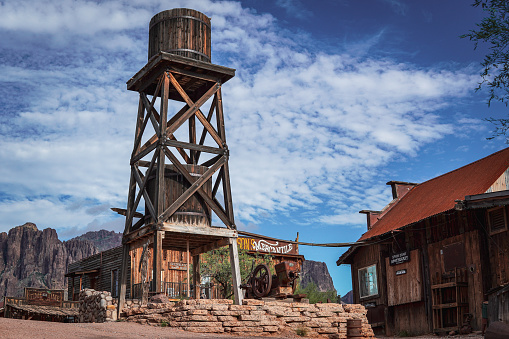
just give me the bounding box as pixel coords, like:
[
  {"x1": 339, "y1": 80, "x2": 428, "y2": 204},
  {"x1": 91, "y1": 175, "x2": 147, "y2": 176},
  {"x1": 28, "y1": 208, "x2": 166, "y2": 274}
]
[
  {"x1": 0, "y1": 317, "x2": 298, "y2": 339},
  {"x1": 0, "y1": 317, "x2": 486, "y2": 339}
]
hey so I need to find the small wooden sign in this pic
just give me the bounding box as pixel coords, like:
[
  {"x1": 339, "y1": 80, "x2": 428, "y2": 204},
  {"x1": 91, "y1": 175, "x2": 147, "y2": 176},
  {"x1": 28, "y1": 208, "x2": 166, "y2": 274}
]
[
  {"x1": 168, "y1": 262, "x2": 187, "y2": 271},
  {"x1": 25, "y1": 287, "x2": 64, "y2": 306},
  {"x1": 396, "y1": 269, "x2": 407, "y2": 276},
  {"x1": 390, "y1": 251, "x2": 410, "y2": 266}
]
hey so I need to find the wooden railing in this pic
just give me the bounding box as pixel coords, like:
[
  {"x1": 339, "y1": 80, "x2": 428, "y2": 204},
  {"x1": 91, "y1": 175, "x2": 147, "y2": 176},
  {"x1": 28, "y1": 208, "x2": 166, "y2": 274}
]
[{"x1": 4, "y1": 297, "x2": 79, "y2": 309}]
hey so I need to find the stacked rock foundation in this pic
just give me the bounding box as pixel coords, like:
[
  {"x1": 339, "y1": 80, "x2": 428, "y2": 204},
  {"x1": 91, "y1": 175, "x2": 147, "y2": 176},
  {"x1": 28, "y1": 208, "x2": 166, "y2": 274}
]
[
  {"x1": 78, "y1": 289, "x2": 117, "y2": 323},
  {"x1": 121, "y1": 299, "x2": 375, "y2": 338}
]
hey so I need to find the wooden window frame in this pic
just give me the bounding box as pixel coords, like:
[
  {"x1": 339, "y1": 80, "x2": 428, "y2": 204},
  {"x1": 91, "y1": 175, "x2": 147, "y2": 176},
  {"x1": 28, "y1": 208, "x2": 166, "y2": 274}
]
[
  {"x1": 111, "y1": 269, "x2": 119, "y2": 297},
  {"x1": 358, "y1": 264, "x2": 379, "y2": 299},
  {"x1": 487, "y1": 206, "x2": 508, "y2": 235}
]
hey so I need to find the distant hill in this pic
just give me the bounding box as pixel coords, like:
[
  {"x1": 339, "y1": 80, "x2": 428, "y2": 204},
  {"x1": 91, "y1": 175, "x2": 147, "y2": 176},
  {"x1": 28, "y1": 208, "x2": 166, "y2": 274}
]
[
  {"x1": 71, "y1": 229, "x2": 122, "y2": 252},
  {"x1": 0, "y1": 223, "x2": 121, "y2": 298},
  {"x1": 299, "y1": 260, "x2": 336, "y2": 293},
  {"x1": 341, "y1": 290, "x2": 353, "y2": 304}
]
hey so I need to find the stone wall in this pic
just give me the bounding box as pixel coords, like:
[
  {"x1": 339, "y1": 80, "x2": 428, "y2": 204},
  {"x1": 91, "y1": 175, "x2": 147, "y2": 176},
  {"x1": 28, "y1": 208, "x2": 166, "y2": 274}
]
[
  {"x1": 122, "y1": 299, "x2": 375, "y2": 338},
  {"x1": 78, "y1": 289, "x2": 117, "y2": 322}
]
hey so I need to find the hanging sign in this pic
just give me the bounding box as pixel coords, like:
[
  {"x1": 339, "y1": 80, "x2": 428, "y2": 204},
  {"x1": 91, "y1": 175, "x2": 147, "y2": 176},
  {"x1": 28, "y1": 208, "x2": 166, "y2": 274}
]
[
  {"x1": 237, "y1": 237, "x2": 297, "y2": 255},
  {"x1": 390, "y1": 251, "x2": 410, "y2": 266}
]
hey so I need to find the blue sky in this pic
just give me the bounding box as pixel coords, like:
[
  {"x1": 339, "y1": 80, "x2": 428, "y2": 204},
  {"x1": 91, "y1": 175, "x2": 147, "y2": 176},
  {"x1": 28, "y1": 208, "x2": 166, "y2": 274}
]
[{"x1": 0, "y1": 0, "x2": 507, "y2": 296}]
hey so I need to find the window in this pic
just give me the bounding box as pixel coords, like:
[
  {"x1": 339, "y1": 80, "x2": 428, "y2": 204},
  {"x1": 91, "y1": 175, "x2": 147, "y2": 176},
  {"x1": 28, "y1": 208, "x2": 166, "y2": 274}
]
[
  {"x1": 111, "y1": 269, "x2": 119, "y2": 297},
  {"x1": 488, "y1": 207, "x2": 507, "y2": 234},
  {"x1": 359, "y1": 264, "x2": 378, "y2": 298}
]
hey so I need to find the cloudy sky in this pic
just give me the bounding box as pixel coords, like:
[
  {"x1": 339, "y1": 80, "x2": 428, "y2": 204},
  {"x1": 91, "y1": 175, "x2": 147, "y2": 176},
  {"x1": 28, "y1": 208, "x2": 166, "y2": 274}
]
[{"x1": 0, "y1": 0, "x2": 507, "y2": 295}]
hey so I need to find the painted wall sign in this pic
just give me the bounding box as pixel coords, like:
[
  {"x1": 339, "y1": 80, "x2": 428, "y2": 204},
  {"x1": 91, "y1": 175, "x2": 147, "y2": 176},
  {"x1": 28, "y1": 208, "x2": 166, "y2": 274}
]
[
  {"x1": 396, "y1": 269, "x2": 407, "y2": 276},
  {"x1": 25, "y1": 288, "x2": 64, "y2": 306},
  {"x1": 168, "y1": 262, "x2": 187, "y2": 271},
  {"x1": 390, "y1": 251, "x2": 410, "y2": 266},
  {"x1": 237, "y1": 237, "x2": 297, "y2": 255}
]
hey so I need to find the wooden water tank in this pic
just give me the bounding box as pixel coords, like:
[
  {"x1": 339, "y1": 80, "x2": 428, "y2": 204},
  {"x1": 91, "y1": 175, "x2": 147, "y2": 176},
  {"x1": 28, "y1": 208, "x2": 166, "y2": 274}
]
[
  {"x1": 148, "y1": 8, "x2": 211, "y2": 62},
  {"x1": 146, "y1": 165, "x2": 212, "y2": 227}
]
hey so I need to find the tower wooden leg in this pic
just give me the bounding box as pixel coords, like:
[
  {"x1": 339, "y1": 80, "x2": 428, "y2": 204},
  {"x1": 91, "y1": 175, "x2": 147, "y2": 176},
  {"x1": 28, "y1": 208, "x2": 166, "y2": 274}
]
[
  {"x1": 228, "y1": 237, "x2": 243, "y2": 305},
  {"x1": 193, "y1": 254, "x2": 201, "y2": 299},
  {"x1": 117, "y1": 243, "x2": 130, "y2": 318},
  {"x1": 153, "y1": 230, "x2": 164, "y2": 294}
]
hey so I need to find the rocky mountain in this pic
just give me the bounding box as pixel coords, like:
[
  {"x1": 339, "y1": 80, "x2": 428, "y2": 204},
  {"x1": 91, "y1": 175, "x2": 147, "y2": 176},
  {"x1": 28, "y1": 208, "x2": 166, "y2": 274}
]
[
  {"x1": 72, "y1": 229, "x2": 122, "y2": 252},
  {"x1": 341, "y1": 290, "x2": 353, "y2": 304},
  {"x1": 300, "y1": 260, "x2": 336, "y2": 292},
  {"x1": 0, "y1": 223, "x2": 99, "y2": 298}
]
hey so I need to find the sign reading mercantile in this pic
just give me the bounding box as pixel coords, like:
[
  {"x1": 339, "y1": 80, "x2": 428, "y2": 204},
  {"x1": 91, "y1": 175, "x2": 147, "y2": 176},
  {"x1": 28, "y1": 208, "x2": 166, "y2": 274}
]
[
  {"x1": 390, "y1": 251, "x2": 410, "y2": 266},
  {"x1": 237, "y1": 236, "x2": 298, "y2": 255}
]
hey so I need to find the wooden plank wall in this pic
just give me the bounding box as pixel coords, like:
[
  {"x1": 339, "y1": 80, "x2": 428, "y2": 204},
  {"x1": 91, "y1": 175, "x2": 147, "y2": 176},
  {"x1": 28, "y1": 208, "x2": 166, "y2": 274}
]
[
  {"x1": 130, "y1": 246, "x2": 188, "y2": 286},
  {"x1": 487, "y1": 228, "x2": 509, "y2": 288},
  {"x1": 385, "y1": 249, "x2": 422, "y2": 306},
  {"x1": 350, "y1": 243, "x2": 387, "y2": 305},
  {"x1": 427, "y1": 231, "x2": 483, "y2": 329},
  {"x1": 67, "y1": 247, "x2": 131, "y2": 299},
  {"x1": 393, "y1": 301, "x2": 428, "y2": 335}
]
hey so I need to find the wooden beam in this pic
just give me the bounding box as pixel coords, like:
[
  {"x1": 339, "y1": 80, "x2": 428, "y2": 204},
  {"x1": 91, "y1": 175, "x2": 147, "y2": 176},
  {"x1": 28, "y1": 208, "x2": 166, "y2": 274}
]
[
  {"x1": 131, "y1": 141, "x2": 157, "y2": 165},
  {"x1": 189, "y1": 114, "x2": 196, "y2": 164},
  {"x1": 164, "y1": 139, "x2": 226, "y2": 155},
  {"x1": 165, "y1": 74, "x2": 220, "y2": 138},
  {"x1": 168, "y1": 72, "x2": 223, "y2": 147},
  {"x1": 162, "y1": 148, "x2": 233, "y2": 227},
  {"x1": 168, "y1": 66, "x2": 222, "y2": 83},
  {"x1": 128, "y1": 152, "x2": 158, "y2": 229},
  {"x1": 187, "y1": 239, "x2": 190, "y2": 298},
  {"x1": 195, "y1": 96, "x2": 217, "y2": 162},
  {"x1": 153, "y1": 230, "x2": 164, "y2": 293},
  {"x1": 190, "y1": 238, "x2": 229, "y2": 256},
  {"x1": 111, "y1": 208, "x2": 143, "y2": 219},
  {"x1": 117, "y1": 244, "x2": 130, "y2": 318},
  {"x1": 132, "y1": 167, "x2": 157, "y2": 220},
  {"x1": 158, "y1": 149, "x2": 224, "y2": 222},
  {"x1": 162, "y1": 224, "x2": 237, "y2": 238},
  {"x1": 200, "y1": 154, "x2": 222, "y2": 168},
  {"x1": 228, "y1": 237, "x2": 243, "y2": 305},
  {"x1": 123, "y1": 224, "x2": 154, "y2": 244},
  {"x1": 193, "y1": 254, "x2": 200, "y2": 299}
]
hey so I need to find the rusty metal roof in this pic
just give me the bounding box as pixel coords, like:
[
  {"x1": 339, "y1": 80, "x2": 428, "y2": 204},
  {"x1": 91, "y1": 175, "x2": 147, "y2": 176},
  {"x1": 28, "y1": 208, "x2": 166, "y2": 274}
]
[{"x1": 358, "y1": 147, "x2": 509, "y2": 241}]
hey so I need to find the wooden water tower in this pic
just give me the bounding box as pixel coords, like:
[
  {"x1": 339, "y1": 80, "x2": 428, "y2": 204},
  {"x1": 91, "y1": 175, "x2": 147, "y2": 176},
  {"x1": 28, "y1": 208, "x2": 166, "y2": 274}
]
[{"x1": 118, "y1": 8, "x2": 243, "y2": 310}]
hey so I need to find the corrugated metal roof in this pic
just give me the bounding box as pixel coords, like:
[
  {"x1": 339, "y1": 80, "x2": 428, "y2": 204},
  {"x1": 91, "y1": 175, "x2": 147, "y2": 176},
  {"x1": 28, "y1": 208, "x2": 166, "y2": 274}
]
[{"x1": 358, "y1": 147, "x2": 509, "y2": 241}]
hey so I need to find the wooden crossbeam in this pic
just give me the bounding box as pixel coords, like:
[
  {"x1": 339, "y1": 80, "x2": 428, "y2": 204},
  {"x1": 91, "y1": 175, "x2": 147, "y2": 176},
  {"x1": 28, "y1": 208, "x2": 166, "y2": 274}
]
[
  {"x1": 132, "y1": 165, "x2": 157, "y2": 220},
  {"x1": 164, "y1": 139, "x2": 225, "y2": 155},
  {"x1": 127, "y1": 151, "x2": 158, "y2": 231},
  {"x1": 195, "y1": 96, "x2": 217, "y2": 163},
  {"x1": 158, "y1": 149, "x2": 225, "y2": 222},
  {"x1": 165, "y1": 73, "x2": 221, "y2": 144},
  {"x1": 167, "y1": 72, "x2": 223, "y2": 147},
  {"x1": 136, "y1": 104, "x2": 190, "y2": 160},
  {"x1": 131, "y1": 141, "x2": 157, "y2": 165},
  {"x1": 162, "y1": 147, "x2": 234, "y2": 228}
]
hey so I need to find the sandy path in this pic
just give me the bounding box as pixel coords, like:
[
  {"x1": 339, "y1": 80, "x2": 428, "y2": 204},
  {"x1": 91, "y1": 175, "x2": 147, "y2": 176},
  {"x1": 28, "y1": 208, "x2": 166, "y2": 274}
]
[{"x1": 0, "y1": 317, "x2": 296, "y2": 339}]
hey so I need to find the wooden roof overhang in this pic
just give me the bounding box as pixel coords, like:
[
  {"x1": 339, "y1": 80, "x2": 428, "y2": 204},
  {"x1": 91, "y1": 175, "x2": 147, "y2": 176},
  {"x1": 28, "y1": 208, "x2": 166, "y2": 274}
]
[
  {"x1": 64, "y1": 269, "x2": 99, "y2": 277},
  {"x1": 127, "y1": 52, "x2": 236, "y2": 101},
  {"x1": 455, "y1": 190, "x2": 509, "y2": 210},
  {"x1": 6, "y1": 303, "x2": 79, "y2": 317},
  {"x1": 124, "y1": 222, "x2": 237, "y2": 256}
]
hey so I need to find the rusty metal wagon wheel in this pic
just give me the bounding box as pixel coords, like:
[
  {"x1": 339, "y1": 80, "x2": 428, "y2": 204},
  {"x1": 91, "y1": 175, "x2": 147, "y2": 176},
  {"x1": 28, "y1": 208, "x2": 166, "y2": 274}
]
[{"x1": 251, "y1": 264, "x2": 272, "y2": 298}]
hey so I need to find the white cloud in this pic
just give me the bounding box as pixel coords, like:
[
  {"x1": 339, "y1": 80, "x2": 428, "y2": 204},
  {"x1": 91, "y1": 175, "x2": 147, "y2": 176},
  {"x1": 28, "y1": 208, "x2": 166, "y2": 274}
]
[{"x1": 0, "y1": 0, "x2": 482, "y2": 236}]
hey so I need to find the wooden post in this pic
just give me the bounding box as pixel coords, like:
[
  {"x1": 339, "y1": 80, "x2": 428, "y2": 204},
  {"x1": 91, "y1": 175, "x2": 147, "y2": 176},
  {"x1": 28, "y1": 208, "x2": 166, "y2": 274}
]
[
  {"x1": 117, "y1": 243, "x2": 130, "y2": 318},
  {"x1": 187, "y1": 239, "x2": 190, "y2": 298},
  {"x1": 153, "y1": 231, "x2": 164, "y2": 293},
  {"x1": 193, "y1": 254, "x2": 201, "y2": 299},
  {"x1": 228, "y1": 237, "x2": 243, "y2": 305}
]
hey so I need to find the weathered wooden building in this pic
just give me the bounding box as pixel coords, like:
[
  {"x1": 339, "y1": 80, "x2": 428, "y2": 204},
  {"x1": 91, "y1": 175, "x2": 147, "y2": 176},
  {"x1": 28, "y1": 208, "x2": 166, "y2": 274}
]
[
  {"x1": 66, "y1": 234, "x2": 304, "y2": 300},
  {"x1": 337, "y1": 148, "x2": 509, "y2": 336}
]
